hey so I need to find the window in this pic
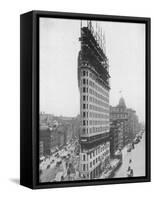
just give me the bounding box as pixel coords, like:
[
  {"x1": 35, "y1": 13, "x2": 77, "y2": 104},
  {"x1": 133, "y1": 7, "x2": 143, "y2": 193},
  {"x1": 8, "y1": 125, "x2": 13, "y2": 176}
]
[
  {"x1": 83, "y1": 112, "x2": 85, "y2": 117},
  {"x1": 83, "y1": 154, "x2": 86, "y2": 161},
  {"x1": 83, "y1": 164, "x2": 86, "y2": 171}
]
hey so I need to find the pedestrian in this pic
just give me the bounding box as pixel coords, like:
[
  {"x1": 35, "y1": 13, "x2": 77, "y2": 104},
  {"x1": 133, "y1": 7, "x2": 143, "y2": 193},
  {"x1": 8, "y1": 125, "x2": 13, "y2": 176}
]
[
  {"x1": 127, "y1": 166, "x2": 131, "y2": 171},
  {"x1": 61, "y1": 176, "x2": 64, "y2": 181}
]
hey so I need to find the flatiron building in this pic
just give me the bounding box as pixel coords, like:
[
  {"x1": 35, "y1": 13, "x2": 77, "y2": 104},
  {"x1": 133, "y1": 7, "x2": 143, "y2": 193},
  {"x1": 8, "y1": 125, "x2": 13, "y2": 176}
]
[{"x1": 78, "y1": 21, "x2": 110, "y2": 179}]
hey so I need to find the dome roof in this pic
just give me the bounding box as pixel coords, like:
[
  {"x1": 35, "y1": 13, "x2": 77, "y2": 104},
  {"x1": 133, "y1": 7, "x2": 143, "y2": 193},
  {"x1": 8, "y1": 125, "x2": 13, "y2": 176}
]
[{"x1": 118, "y1": 97, "x2": 126, "y2": 108}]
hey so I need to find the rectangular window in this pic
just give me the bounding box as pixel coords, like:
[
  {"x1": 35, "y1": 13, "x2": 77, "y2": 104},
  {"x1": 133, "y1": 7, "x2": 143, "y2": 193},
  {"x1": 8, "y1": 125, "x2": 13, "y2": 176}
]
[
  {"x1": 83, "y1": 112, "x2": 85, "y2": 117},
  {"x1": 83, "y1": 164, "x2": 86, "y2": 171}
]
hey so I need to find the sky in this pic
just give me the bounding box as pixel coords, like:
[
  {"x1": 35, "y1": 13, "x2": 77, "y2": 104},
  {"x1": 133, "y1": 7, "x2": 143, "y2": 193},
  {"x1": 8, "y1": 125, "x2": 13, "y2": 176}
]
[{"x1": 40, "y1": 18, "x2": 145, "y2": 122}]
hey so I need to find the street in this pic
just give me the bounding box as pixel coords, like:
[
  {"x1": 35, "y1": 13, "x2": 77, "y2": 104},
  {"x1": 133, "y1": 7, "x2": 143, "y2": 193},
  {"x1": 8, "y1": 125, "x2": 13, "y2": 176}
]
[
  {"x1": 40, "y1": 132, "x2": 146, "y2": 182},
  {"x1": 114, "y1": 132, "x2": 145, "y2": 178},
  {"x1": 40, "y1": 140, "x2": 80, "y2": 182}
]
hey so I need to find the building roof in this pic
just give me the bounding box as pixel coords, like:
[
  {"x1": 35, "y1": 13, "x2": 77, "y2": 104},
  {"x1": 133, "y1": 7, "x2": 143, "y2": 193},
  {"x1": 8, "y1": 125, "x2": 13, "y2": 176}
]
[{"x1": 118, "y1": 97, "x2": 126, "y2": 108}]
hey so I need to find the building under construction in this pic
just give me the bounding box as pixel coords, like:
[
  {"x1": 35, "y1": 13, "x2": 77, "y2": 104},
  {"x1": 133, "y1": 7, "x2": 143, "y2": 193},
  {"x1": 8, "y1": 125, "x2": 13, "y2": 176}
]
[{"x1": 78, "y1": 21, "x2": 110, "y2": 179}]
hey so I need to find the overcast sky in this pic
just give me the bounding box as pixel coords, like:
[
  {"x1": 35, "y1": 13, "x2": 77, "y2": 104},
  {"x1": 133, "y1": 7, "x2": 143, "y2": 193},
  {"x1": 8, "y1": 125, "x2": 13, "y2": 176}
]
[{"x1": 40, "y1": 18, "x2": 145, "y2": 122}]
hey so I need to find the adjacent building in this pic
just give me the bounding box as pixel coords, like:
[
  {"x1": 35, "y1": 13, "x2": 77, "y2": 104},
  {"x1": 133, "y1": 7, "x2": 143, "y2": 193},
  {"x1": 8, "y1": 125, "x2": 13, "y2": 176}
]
[
  {"x1": 39, "y1": 113, "x2": 80, "y2": 157},
  {"x1": 40, "y1": 124, "x2": 73, "y2": 157},
  {"x1": 110, "y1": 97, "x2": 128, "y2": 147},
  {"x1": 40, "y1": 126, "x2": 52, "y2": 157},
  {"x1": 127, "y1": 108, "x2": 140, "y2": 142},
  {"x1": 78, "y1": 21, "x2": 110, "y2": 179},
  {"x1": 110, "y1": 97, "x2": 141, "y2": 149},
  {"x1": 109, "y1": 120, "x2": 123, "y2": 157},
  {"x1": 40, "y1": 113, "x2": 54, "y2": 127}
]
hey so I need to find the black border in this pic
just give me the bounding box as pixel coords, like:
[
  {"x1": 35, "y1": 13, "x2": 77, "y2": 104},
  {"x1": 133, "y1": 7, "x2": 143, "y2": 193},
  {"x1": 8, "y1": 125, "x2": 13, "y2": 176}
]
[{"x1": 21, "y1": 10, "x2": 151, "y2": 189}]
